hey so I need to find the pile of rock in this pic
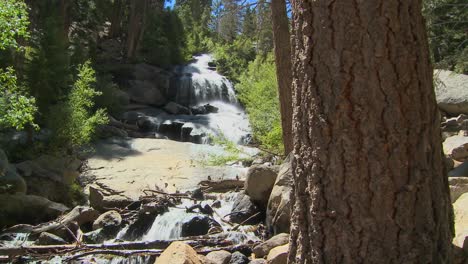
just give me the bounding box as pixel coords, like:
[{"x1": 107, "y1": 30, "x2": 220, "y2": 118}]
[
  {"x1": 227, "y1": 155, "x2": 293, "y2": 236},
  {"x1": 153, "y1": 233, "x2": 290, "y2": 264}
]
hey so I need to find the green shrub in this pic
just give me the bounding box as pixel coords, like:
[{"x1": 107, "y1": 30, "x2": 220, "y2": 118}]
[
  {"x1": 49, "y1": 61, "x2": 108, "y2": 151},
  {"x1": 213, "y1": 37, "x2": 256, "y2": 82},
  {"x1": 95, "y1": 74, "x2": 127, "y2": 116},
  {"x1": 0, "y1": 67, "x2": 38, "y2": 130},
  {"x1": 237, "y1": 54, "x2": 283, "y2": 154}
]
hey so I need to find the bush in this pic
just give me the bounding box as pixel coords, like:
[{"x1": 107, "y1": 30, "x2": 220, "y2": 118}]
[
  {"x1": 0, "y1": 67, "x2": 38, "y2": 130},
  {"x1": 213, "y1": 37, "x2": 256, "y2": 82},
  {"x1": 237, "y1": 54, "x2": 283, "y2": 154},
  {"x1": 49, "y1": 61, "x2": 108, "y2": 151}
]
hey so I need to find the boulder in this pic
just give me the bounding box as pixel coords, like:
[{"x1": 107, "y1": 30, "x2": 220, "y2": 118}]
[
  {"x1": 83, "y1": 227, "x2": 118, "y2": 244},
  {"x1": 155, "y1": 241, "x2": 202, "y2": 264},
  {"x1": 449, "y1": 161, "x2": 468, "y2": 177},
  {"x1": 449, "y1": 177, "x2": 468, "y2": 203},
  {"x1": 230, "y1": 193, "x2": 263, "y2": 225},
  {"x1": 454, "y1": 193, "x2": 468, "y2": 247},
  {"x1": 164, "y1": 102, "x2": 191, "y2": 115},
  {"x1": 229, "y1": 251, "x2": 249, "y2": 264},
  {"x1": 266, "y1": 154, "x2": 293, "y2": 234},
  {"x1": 190, "y1": 104, "x2": 219, "y2": 115},
  {"x1": 128, "y1": 80, "x2": 167, "y2": 106},
  {"x1": 36, "y1": 232, "x2": 67, "y2": 245},
  {"x1": 0, "y1": 152, "x2": 26, "y2": 194},
  {"x1": 89, "y1": 185, "x2": 134, "y2": 211},
  {"x1": 181, "y1": 215, "x2": 221, "y2": 237},
  {"x1": 0, "y1": 194, "x2": 68, "y2": 228},
  {"x1": 206, "y1": 250, "x2": 232, "y2": 264},
  {"x1": 244, "y1": 165, "x2": 279, "y2": 207},
  {"x1": 253, "y1": 233, "x2": 289, "y2": 258},
  {"x1": 434, "y1": 70, "x2": 468, "y2": 115},
  {"x1": 15, "y1": 154, "x2": 81, "y2": 202},
  {"x1": 249, "y1": 260, "x2": 267, "y2": 264},
  {"x1": 198, "y1": 255, "x2": 216, "y2": 264},
  {"x1": 93, "y1": 210, "x2": 122, "y2": 231},
  {"x1": 123, "y1": 211, "x2": 160, "y2": 240},
  {"x1": 443, "y1": 135, "x2": 468, "y2": 161},
  {"x1": 266, "y1": 244, "x2": 289, "y2": 264}
]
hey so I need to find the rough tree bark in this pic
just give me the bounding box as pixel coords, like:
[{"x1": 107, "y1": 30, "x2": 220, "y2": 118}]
[
  {"x1": 271, "y1": 0, "x2": 293, "y2": 155},
  {"x1": 126, "y1": 0, "x2": 148, "y2": 60},
  {"x1": 110, "y1": 0, "x2": 124, "y2": 38},
  {"x1": 288, "y1": 0, "x2": 453, "y2": 263}
]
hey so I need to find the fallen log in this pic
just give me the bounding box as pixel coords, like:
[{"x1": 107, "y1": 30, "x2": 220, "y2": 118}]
[
  {"x1": 198, "y1": 179, "x2": 244, "y2": 192},
  {"x1": 0, "y1": 235, "x2": 232, "y2": 257}
]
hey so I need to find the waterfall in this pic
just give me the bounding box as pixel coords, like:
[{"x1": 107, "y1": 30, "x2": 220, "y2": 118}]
[
  {"x1": 175, "y1": 54, "x2": 238, "y2": 106},
  {"x1": 160, "y1": 54, "x2": 252, "y2": 144}
]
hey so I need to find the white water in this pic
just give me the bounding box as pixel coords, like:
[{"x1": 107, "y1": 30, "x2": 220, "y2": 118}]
[
  {"x1": 164, "y1": 54, "x2": 252, "y2": 144},
  {"x1": 175, "y1": 54, "x2": 238, "y2": 106},
  {"x1": 134, "y1": 193, "x2": 259, "y2": 244}
]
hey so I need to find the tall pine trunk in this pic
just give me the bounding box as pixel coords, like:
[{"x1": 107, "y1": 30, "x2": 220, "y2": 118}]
[
  {"x1": 126, "y1": 0, "x2": 148, "y2": 60},
  {"x1": 288, "y1": 0, "x2": 454, "y2": 263},
  {"x1": 271, "y1": 0, "x2": 293, "y2": 155}
]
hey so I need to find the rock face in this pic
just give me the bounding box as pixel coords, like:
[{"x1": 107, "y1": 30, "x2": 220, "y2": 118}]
[
  {"x1": 0, "y1": 194, "x2": 68, "y2": 228},
  {"x1": 206, "y1": 250, "x2": 232, "y2": 264},
  {"x1": 0, "y1": 149, "x2": 26, "y2": 194},
  {"x1": 253, "y1": 233, "x2": 289, "y2": 258},
  {"x1": 453, "y1": 193, "x2": 468, "y2": 247},
  {"x1": 164, "y1": 102, "x2": 191, "y2": 115},
  {"x1": 266, "y1": 244, "x2": 289, "y2": 264},
  {"x1": 128, "y1": 80, "x2": 167, "y2": 106},
  {"x1": 15, "y1": 154, "x2": 81, "y2": 202},
  {"x1": 244, "y1": 165, "x2": 279, "y2": 207},
  {"x1": 266, "y1": 155, "x2": 293, "y2": 234},
  {"x1": 155, "y1": 241, "x2": 202, "y2": 264},
  {"x1": 434, "y1": 70, "x2": 468, "y2": 115},
  {"x1": 443, "y1": 135, "x2": 468, "y2": 161},
  {"x1": 181, "y1": 215, "x2": 221, "y2": 237},
  {"x1": 449, "y1": 177, "x2": 468, "y2": 203},
  {"x1": 230, "y1": 193, "x2": 262, "y2": 224}
]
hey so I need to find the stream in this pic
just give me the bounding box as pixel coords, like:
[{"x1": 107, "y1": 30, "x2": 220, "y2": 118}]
[{"x1": 1, "y1": 54, "x2": 262, "y2": 263}]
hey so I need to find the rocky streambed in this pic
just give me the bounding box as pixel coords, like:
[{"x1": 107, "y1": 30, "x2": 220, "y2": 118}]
[{"x1": 0, "y1": 151, "x2": 290, "y2": 264}]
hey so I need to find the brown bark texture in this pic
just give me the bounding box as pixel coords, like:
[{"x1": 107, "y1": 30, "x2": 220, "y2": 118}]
[
  {"x1": 271, "y1": 0, "x2": 294, "y2": 155},
  {"x1": 288, "y1": 0, "x2": 454, "y2": 263},
  {"x1": 126, "y1": 0, "x2": 148, "y2": 60},
  {"x1": 110, "y1": 0, "x2": 124, "y2": 38}
]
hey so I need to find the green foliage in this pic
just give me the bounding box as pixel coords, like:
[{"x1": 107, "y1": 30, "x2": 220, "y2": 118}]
[
  {"x1": 423, "y1": 0, "x2": 468, "y2": 73},
  {"x1": 213, "y1": 37, "x2": 256, "y2": 82},
  {"x1": 141, "y1": 9, "x2": 187, "y2": 67},
  {"x1": 95, "y1": 74, "x2": 127, "y2": 116},
  {"x1": 49, "y1": 61, "x2": 108, "y2": 150},
  {"x1": 25, "y1": 2, "x2": 71, "y2": 116},
  {"x1": 0, "y1": 0, "x2": 29, "y2": 51},
  {"x1": 237, "y1": 54, "x2": 283, "y2": 154},
  {"x1": 0, "y1": 68, "x2": 37, "y2": 131}
]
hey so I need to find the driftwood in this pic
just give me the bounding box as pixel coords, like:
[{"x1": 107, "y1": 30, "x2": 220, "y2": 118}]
[
  {"x1": 0, "y1": 235, "x2": 233, "y2": 257},
  {"x1": 199, "y1": 179, "x2": 244, "y2": 192}
]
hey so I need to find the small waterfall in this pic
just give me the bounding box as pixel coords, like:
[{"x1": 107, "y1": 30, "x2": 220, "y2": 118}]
[
  {"x1": 143, "y1": 209, "x2": 198, "y2": 241},
  {"x1": 157, "y1": 54, "x2": 252, "y2": 145},
  {"x1": 174, "y1": 54, "x2": 238, "y2": 106}
]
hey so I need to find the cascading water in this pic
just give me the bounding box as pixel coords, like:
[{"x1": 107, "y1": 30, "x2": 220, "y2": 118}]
[
  {"x1": 152, "y1": 54, "x2": 252, "y2": 144},
  {"x1": 174, "y1": 54, "x2": 238, "y2": 106}
]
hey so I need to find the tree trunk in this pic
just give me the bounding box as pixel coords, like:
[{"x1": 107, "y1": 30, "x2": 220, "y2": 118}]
[
  {"x1": 288, "y1": 0, "x2": 453, "y2": 263},
  {"x1": 110, "y1": 0, "x2": 124, "y2": 38},
  {"x1": 271, "y1": 0, "x2": 293, "y2": 155},
  {"x1": 126, "y1": 0, "x2": 148, "y2": 60}
]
